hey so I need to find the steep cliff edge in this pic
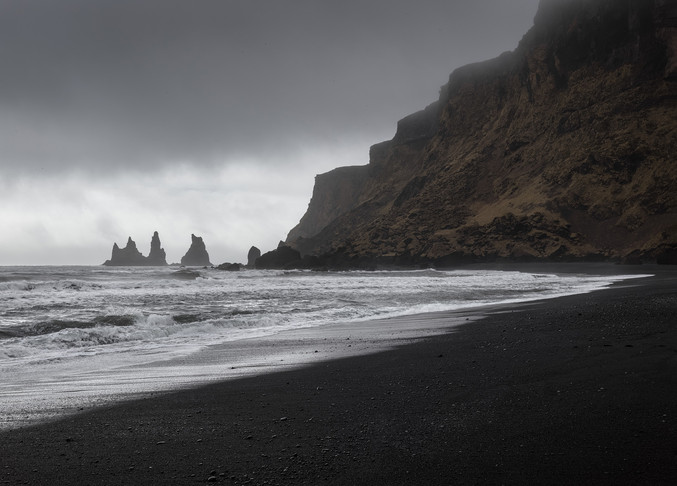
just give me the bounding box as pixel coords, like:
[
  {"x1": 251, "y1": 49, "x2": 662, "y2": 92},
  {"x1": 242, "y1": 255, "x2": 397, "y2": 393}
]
[{"x1": 286, "y1": 0, "x2": 677, "y2": 265}]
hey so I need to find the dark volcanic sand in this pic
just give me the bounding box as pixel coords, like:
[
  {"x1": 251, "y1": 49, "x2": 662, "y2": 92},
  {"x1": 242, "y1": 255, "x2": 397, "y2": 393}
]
[{"x1": 1, "y1": 267, "x2": 676, "y2": 485}]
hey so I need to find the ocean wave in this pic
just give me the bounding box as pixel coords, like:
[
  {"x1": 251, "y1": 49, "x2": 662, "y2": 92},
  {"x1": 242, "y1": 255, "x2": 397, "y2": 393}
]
[
  {"x1": 0, "y1": 315, "x2": 138, "y2": 339},
  {"x1": 0, "y1": 309, "x2": 291, "y2": 361},
  {"x1": 0, "y1": 266, "x2": 651, "y2": 366},
  {"x1": 0, "y1": 280, "x2": 37, "y2": 292},
  {"x1": 0, "y1": 279, "x2": 105, "y2": 293}
]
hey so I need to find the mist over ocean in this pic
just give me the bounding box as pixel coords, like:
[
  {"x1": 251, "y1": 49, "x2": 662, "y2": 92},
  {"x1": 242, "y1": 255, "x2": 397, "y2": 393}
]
[{"x1": 0, "y1": 266, "x2": 646, "y2": 429}]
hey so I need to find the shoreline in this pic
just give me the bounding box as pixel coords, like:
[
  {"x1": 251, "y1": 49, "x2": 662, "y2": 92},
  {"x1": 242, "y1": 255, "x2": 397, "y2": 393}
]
[
  {"x1": 1, "y1": 265, "x2": 676, "y2": 484},
  {"x1": 0, "y1": 263, "x2": 650, "y2": 432}
]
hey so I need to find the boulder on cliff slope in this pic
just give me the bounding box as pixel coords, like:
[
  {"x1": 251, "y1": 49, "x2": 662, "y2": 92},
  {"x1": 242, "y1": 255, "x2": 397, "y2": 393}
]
[
  {"x1": 103, "y1": 233, "x2": 168, "y2": 266},
  {"x1": 285, "y1": 0, "x2": 677, "y2": 267},
  {"x1": 180, "y1": 234, "x2": 212, "y2": 266}
]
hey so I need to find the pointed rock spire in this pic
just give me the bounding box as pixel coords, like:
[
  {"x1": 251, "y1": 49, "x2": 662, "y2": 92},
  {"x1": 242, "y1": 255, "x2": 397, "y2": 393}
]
[
  {"x1": 146, "y1": 231, "x2": 168, "y2": 266},
  {"x1": 180, "y1": 234, "x2": 212, "y2": 266},
  {"x1": 103, "y1": 231, "x2": 168, "y2": 266}
]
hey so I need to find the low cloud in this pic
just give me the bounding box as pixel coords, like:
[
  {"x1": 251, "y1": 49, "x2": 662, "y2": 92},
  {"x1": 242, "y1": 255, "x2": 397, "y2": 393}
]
[
  {"x1": 0, "y1": 0, "x2": 539, "y2": 175},
  {"x1": 0, "y1": 0, "x2": 540, "y2": 264},
  {"x1": 0, "y1": 142, "x2": 369, "y2": 265}
]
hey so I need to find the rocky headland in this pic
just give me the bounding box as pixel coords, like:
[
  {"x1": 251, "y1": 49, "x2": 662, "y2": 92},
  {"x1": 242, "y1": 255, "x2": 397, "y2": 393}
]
[
  {"x1": 103, "y1": 232, "x2": 168, "y2": 266},
  {"x1": 281, "y1": 0, "x2": 677, "y2": 268},
  {"x1": 255, "y1": 243, "x2": 304, "y2": 270}
]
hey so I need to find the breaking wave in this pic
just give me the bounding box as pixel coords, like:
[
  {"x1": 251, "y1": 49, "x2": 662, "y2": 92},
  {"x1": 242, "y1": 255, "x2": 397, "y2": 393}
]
[{"x1": 0, "y1": 266, "x2": 649, "y2": 364}]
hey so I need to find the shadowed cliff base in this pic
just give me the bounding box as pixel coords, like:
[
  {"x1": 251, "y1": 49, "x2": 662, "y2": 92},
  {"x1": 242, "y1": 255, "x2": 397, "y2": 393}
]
[{"x1": 285, "y1": 0, "x2": 677, "y2": 268}]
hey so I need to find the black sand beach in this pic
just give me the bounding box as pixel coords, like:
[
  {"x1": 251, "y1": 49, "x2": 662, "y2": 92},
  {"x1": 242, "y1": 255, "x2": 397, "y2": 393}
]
[{"x1": 1, "y1": 266, "x2": 676, "y2": 485}]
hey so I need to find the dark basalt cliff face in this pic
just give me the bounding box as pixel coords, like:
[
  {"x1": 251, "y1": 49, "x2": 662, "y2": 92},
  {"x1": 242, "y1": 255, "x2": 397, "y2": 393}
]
[
  {"x1": 103, "y1": 232, "x2": 167, "y2": 266},
  {"x1": 286, "y1": 0, "x2": 677, "y2": 266},
  {"x1": 255, "y1": 244, "x2": 303, "y2": 270},
  {"x1": 287, "y1": 166, "x2": 369, "y2": 243},
  {"x1": 180, "y1": 234, "x2": 212, "y2": 266}
]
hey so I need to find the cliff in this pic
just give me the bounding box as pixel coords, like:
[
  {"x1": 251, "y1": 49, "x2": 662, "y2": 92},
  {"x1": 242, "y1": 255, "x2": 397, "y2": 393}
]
[
  {"x1": 103, "y1": 232, "x2": 167, "y2": 266},
  {"x1": 286, "y1": 0, "x2": 677, "y2": 266},
  {"x1": 286, "y1": 165, "x2": 369, "y2": 245}
]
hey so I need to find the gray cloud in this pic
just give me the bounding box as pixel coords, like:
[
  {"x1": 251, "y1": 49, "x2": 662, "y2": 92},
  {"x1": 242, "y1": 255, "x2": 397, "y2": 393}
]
[
  {"x1": 0, "y1": 0, "x2": 542, "y2": 264},
  {"x1": 0, "y1": 0, "x2": 539, "y2": 175}
]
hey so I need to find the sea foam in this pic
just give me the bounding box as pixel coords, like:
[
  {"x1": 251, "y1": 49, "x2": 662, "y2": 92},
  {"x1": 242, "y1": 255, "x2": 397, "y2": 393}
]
[{"x1": 0, "y1": 265, "x2": 650, "y2": 429}]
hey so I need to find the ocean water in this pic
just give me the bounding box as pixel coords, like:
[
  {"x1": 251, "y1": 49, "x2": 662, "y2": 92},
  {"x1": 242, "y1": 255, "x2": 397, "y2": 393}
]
[{"x1": 0, "y1": 265, "x2": 647, "y2": 429}]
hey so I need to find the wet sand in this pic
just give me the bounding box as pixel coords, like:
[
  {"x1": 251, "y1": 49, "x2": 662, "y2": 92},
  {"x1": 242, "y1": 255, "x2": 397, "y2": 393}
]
[{"x1": 1, "y1": 266, "x2": 676, "y2": 485}]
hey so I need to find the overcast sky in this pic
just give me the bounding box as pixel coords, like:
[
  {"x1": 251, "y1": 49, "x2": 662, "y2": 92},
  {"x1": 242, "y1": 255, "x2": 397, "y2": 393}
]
[{"x1": 0, "y1": 0, "x2": 541, "y2": 265}]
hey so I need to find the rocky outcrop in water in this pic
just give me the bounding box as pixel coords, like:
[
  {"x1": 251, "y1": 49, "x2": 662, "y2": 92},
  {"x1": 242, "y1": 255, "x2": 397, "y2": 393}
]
[
  {"x1": 286, "y1": 0, "x2": 677, "y2": 266},
  {"x1": 247, "y1": 246, "x2": 261, "y2": 268},
  {"x1": 146, "y1": 231, "x2": 168, "y2": 266},
  {"x1": 180, "y1": 234, "x2": 212, "y2": 266},
  {"x1": 255, "y1": 243, "x2": 303, "y2": 269},
  {"x1": 103, "y1": 233, "x2": 168, "y2": 266}
]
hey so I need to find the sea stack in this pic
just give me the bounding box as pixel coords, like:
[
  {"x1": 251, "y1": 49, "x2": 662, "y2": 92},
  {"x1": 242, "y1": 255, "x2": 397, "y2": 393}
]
[
  {"x1": 247, "y1": 246, "x2": 261, "y2": 268},
  {"x1": 103, "y1": 237, "x2": 148, "y2": 266},
  {"x1": 180, "y1": 234, "x2": 212, "y2": 266},
  {"x1": 146, "y1": 231, "x2": 168, "y2": 266},
  {"x1": 102, "y1": 232, "x2": 168, "y2": 266}
]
